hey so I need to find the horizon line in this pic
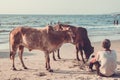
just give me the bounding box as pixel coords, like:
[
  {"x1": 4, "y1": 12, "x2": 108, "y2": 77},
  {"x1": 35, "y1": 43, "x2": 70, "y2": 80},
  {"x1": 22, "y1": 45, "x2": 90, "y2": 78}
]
[{"x1": 0, "y1": 13, "x2": 112, "y2": 15}]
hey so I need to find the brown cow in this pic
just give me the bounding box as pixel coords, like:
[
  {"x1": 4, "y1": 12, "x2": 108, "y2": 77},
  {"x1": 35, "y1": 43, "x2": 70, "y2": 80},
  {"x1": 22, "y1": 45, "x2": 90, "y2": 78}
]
[
  {"x1": 53, "y1": 23, "x2": 94, "y2": 63},
  {"x1": 9, "y1": 25, "x2": 74, "y2": 72}
]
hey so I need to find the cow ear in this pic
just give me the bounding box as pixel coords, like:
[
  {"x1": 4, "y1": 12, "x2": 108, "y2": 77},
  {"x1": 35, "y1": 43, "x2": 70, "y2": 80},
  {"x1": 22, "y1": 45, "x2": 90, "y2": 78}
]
[
  {"x1": 46, "y1": 26, "x2": 49, "y2": 33},
  {"x1": 68, "y1": 27, "x2": 71, "y2": 30},
  {"x1": 67, "y1": 27, "x2": 71, "y2": 31},
  {"x1": 59, "y1": 24, "x2": 63, "y2": 30},
  {"x1": 47, "y1": 26, "x2": 54, "y2": 33}
]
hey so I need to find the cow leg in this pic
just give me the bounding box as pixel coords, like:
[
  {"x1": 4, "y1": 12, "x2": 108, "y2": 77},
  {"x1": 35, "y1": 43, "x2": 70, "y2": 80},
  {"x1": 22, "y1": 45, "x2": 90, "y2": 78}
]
[
  {"x1": 78, "y1": 42, "x2": 85, "y2": 63},
  {"x1": 57, "y1": 49, "x2": 61, "y2": 59},
  {"x1": 45, "y1": 53, "x2": 53, "y2": 72},
  {"x1": 18, "y1": 45, "x2": 27, "y2": 69},
  {"x1": 76, "y1": 46, "x2": 80, "y2": 61},
  {"x1": 10, "y1": 48, "x2": 17, "y2": 70},
  {"x1": 53, "y1": 52, "x2": 56, "y2": 61},
  {"x1": 80, "y1": 49, "x2": 85, "y2": 63}
]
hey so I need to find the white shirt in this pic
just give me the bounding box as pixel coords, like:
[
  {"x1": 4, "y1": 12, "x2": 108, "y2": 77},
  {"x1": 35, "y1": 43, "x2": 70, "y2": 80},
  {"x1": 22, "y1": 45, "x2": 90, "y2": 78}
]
[{"x1": 96, "y1": 50, "x2": 117, "y2": 76}]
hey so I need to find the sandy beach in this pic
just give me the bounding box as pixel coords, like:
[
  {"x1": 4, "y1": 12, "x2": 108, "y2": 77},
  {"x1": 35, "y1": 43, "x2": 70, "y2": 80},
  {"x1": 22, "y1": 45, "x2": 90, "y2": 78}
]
[{"x1": 0, "y1": 40, "x2": 120, "y2": 80}]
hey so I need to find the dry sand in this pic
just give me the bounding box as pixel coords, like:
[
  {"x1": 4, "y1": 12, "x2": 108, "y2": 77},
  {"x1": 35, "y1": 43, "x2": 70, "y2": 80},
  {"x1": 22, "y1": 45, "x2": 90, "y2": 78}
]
[{"x1": 0, "y1": 40, "x2": 120, "y2": 80}]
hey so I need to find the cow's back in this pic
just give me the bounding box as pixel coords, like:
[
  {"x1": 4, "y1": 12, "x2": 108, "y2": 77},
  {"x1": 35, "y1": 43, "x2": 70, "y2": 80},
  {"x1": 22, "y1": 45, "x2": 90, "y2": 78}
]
[{"x1": 10, "y1": 27, "x2": 49, "y2": 51}]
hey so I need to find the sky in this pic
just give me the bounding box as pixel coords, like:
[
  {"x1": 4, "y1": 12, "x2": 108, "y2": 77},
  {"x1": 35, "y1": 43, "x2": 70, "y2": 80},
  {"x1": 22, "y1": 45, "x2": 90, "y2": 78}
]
[{"x1": 0, "y1": 0, "x2": 120, "y2": 14}]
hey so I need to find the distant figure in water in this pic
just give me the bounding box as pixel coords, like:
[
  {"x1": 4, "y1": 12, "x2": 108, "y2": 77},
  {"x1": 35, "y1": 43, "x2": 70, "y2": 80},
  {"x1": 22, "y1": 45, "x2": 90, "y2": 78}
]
[
  {"x1": 114, "y1": 20, "x2": 119, "y2": 25},
  {"x1": 89, "y1": 39, "x2": 117, "y2": 77},
  {"x1": 116, "y1": 20, "x2": 119, "y2": 25},
  {"x1": 114, "y1": 20, "x2": 116, "y2": 25}
]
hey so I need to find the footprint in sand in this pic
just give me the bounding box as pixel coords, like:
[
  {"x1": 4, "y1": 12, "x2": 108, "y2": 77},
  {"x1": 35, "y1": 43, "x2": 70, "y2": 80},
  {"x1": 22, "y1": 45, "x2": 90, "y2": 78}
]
[{"x1": 34, "y1": 72, "x2": 46, "y2": 77}]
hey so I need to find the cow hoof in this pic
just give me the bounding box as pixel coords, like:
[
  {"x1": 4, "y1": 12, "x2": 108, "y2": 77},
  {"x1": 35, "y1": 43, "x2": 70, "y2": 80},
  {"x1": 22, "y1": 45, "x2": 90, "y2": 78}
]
[
  {"x1": 12, "y1": 67, "x2": 17, "y2": 71},
  {"x1": 83, "y1": 61, "x2": 85, "y2": 64},
  {"x1": 58, "y1": 58, "x2": 61, "y2": 60},
  {"x1": 48, "y1": 69, "x2": 53, "y2": 72},
  {"x1": 58, "y1": 57, "x2": 61, "y2": 59},
  {"x1": 24, "y1": 67, "x2": 28, "y2": 69},
  {"x1": 53, "y1": 59, "x2": 57, "y2": 61},
  {"x1": 77, "y1": 59, "x2": 80, "y2": 61}
]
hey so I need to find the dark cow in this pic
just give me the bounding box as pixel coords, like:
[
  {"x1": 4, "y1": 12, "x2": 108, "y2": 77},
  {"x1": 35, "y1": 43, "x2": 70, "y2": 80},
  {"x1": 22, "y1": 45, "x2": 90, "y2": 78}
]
[
  {"x1": 9, "y1": 25, "x2": 74, "y2": 72},
  {"x1": 53, "y1": 23, "x2": 94, "y2": 63}
]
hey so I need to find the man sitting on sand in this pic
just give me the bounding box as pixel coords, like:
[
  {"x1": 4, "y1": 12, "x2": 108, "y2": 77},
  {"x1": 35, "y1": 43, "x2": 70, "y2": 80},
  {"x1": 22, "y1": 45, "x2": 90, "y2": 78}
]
[{"x1": 89, "y1": 39, "x2": 117, "y2": 77}]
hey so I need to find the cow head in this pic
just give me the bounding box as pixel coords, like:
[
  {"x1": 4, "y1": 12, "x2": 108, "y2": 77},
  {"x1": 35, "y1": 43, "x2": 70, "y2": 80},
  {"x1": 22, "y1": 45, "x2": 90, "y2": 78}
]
[
  {"x1": 53, "y1": 23, "x2": 69, "y2": 31},
  {"x1": 54, "y1": 24, "x2": 75, "y2": 43},
  {"x1": 65, "y1": 28, "x2": 75, "y2": 43},
  {"x1": 83, "y1": 46, "x2": 94, "y2": 60}
]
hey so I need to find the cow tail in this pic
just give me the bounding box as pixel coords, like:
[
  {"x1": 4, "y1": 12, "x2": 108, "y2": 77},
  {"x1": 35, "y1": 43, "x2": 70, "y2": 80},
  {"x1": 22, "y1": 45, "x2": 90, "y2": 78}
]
[
  {"x1": 10, "y1": 51, "x2": 13, "y2": 59},
  {"x1": 9, "y1": 31, "x2": 13, "y2": 59}
]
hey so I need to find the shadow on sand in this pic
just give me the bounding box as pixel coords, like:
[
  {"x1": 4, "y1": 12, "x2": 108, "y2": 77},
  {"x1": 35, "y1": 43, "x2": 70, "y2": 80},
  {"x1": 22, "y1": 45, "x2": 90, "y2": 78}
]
[
  {"x1": 53, "y1": 69, "x2": 120, "y2": 78},
  {"x1": 53, "y1": 69, "x2": 96, "y2": 75}
]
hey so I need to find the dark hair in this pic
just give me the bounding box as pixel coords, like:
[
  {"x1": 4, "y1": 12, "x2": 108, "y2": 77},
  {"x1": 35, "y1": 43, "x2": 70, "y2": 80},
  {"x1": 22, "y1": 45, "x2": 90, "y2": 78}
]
[{"x1": 102, "y1": 39, "x2": 111, "y2": 49}]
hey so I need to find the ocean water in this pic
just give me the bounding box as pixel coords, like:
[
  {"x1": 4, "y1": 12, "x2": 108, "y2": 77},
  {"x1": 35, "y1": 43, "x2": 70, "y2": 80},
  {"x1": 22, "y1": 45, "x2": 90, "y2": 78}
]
[{"x1": 0, "y1": 14, "x2": 120, "y2": 49}]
